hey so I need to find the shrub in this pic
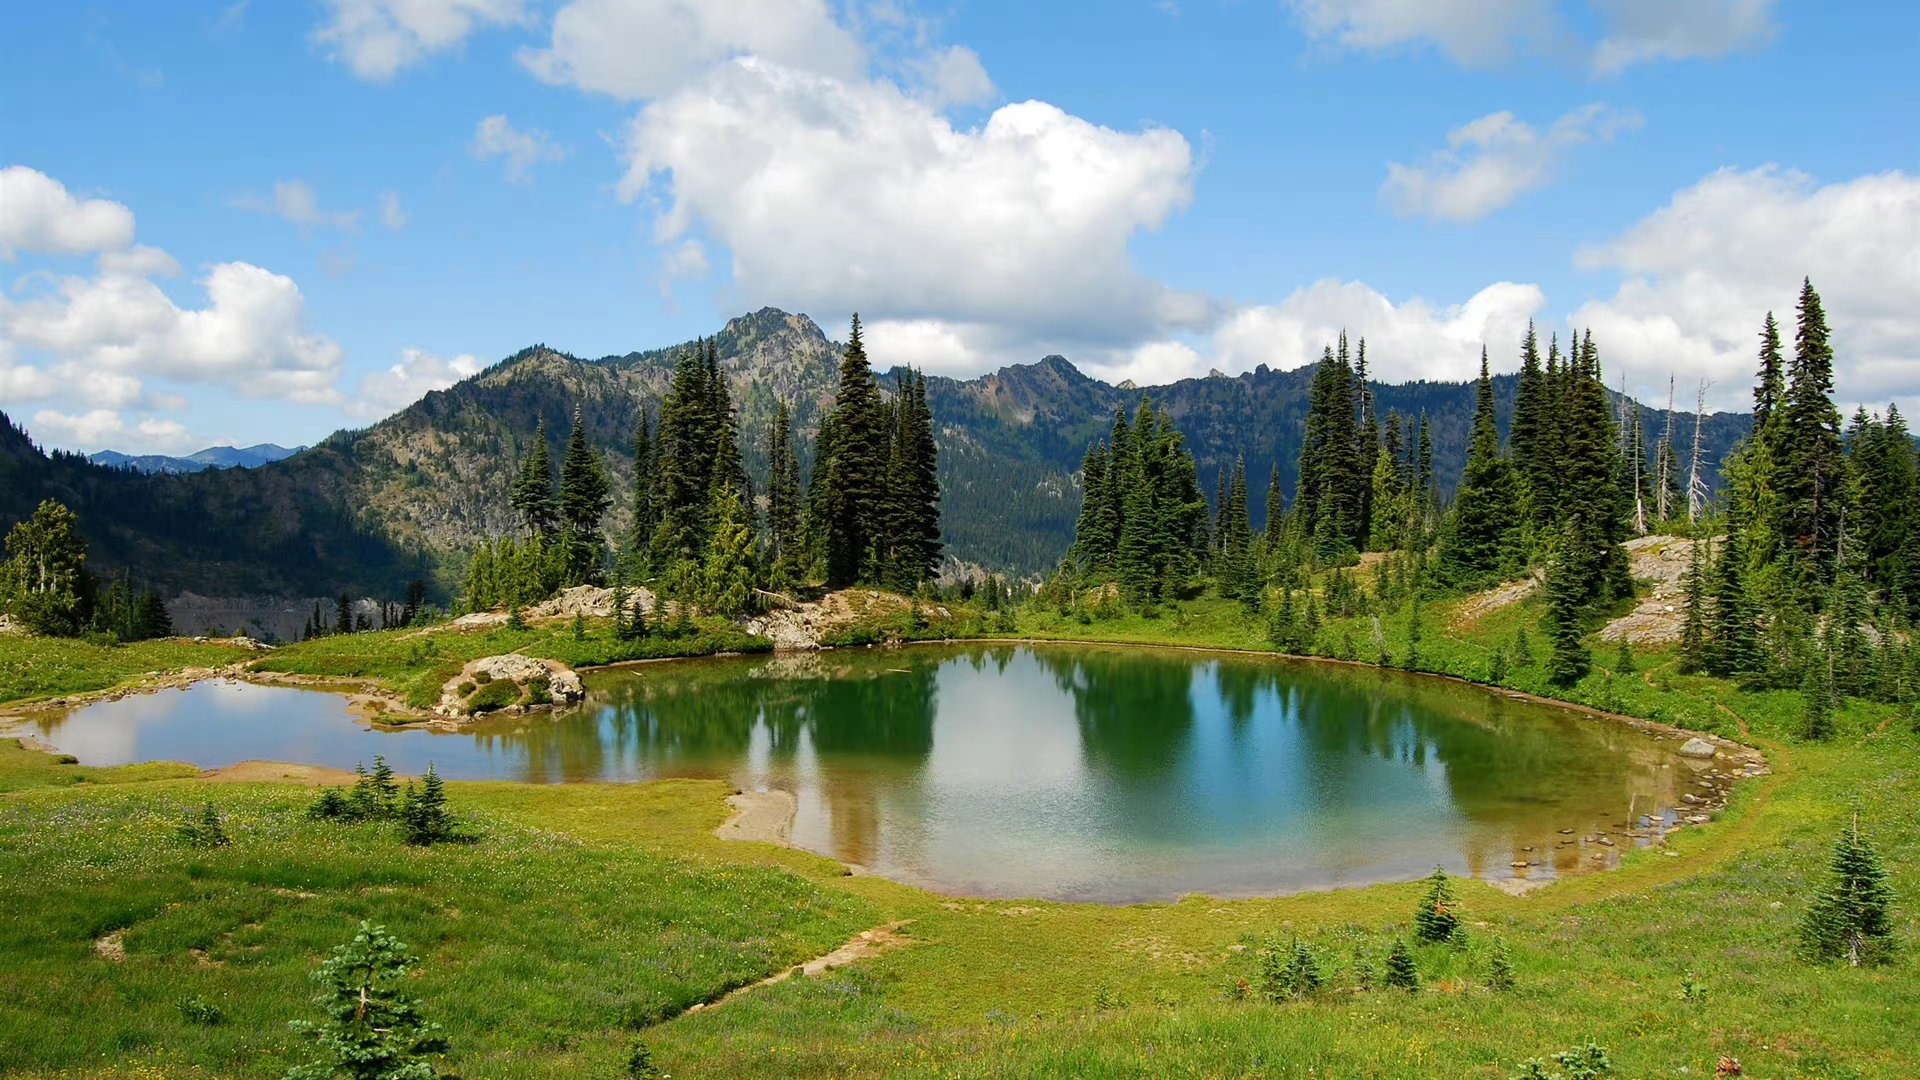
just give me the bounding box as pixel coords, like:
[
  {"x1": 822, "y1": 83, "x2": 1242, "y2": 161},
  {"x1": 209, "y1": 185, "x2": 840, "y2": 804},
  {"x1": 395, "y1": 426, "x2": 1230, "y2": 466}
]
[
  {"x1": 467, "y1": 678, "x2": 522, "y2": 713},
  {"x1": 626, "y1": 1040, "x2": 665, "y2": 1079},
  {"x1": 306, "y1": 787, "x2": 351, "y2": 821},
  {"x1": 1510, "y1": 1043, "x2": 1611, "y2": 1080},
  {"x1": 524, "y1": 675, "x2": 552, "y2": 706},
  {"x1": 455, "y1": 681, "x2": 476, "y2": 698},
  {"x1": 175, "y1": 995, "x2": 223, "y2": 1025}
]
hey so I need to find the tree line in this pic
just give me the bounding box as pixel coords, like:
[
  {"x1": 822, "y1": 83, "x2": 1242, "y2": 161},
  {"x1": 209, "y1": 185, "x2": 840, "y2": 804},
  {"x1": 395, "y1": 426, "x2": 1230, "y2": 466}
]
[
  {"x1": 463, "y1": 315, "x2": 941, "y2": 618},
  {"x1": 0, "y1": 500, "x2": 173, "y2": 642}
]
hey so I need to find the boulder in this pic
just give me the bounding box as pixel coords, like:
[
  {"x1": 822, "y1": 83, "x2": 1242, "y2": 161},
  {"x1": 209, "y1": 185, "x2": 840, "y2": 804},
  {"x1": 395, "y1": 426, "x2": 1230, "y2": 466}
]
[
  {"x1": 436, "y1": 654, "x2": 584, "y2": 718},
  {"x1": 1678, "y1": 737, "x2": 1717, "y2": 760}
]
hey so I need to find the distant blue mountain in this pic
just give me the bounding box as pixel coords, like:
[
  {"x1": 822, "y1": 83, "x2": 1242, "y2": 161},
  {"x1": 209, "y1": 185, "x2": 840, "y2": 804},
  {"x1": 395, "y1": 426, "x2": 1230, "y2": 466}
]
[{"x1": 89, "y1": 443, "x2": 304, "y2": 475}]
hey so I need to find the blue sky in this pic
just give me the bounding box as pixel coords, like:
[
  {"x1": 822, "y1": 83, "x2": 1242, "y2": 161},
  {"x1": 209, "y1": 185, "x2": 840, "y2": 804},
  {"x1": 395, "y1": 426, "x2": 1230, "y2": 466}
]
[{"x1": 1, "y1": 0, "x2": 1915, "y2": 454}]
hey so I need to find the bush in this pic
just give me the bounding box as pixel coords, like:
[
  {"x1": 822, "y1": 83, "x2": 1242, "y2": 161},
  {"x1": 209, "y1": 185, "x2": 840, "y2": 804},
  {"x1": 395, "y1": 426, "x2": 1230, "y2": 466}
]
[
  {"x1": 1510, "y1": 1043, "x2": 1611, "y2": 1080},
  {"x1": 467, "y1": 678, "x2": 522, "y2": 713},
  {"x1": 175, "y1": 996, "x2": 223, "y2": 1025},
  {"x1": 625, "y1": 1040, "x2": 665, "y2": 1079},
  {"x1": 306, "y1": 787, "x2": 351, "y2": 821}
]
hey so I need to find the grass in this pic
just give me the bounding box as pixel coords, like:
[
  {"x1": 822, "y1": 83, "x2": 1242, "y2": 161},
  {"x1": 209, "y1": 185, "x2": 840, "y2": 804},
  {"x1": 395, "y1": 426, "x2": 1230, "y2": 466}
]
[
  {"x1": 249, "y1": 619, "x2": 770, "y2": 709},
  {"x1": 1, "y1": 575, "x2": 1916, "y2": 1078},
  {"x1": 0, "y1": 637, "x2": 256, "y2": 707}
]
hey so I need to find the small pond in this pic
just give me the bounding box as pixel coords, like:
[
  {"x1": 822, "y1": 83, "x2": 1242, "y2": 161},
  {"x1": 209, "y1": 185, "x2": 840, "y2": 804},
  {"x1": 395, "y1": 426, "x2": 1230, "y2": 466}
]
[{"x1": 6, "y1": 644, "x2": 1707, "y2": 902}]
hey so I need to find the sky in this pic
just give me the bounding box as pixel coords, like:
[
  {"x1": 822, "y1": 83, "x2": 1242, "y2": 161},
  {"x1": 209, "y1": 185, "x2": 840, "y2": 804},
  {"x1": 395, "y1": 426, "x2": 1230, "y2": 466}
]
[{"x1": 1, "y1": 0, "x2": 1915, "y2": 455}]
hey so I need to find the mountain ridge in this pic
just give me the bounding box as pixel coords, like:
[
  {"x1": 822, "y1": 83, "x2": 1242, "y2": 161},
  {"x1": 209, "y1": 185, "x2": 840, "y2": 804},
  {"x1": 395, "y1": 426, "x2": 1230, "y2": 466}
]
[
  {"x1": 88, "y1": 443, "x2": 306, "y2": 475},
  {"x1": 2, "y1": 308, "x2": 1753, "y2": 594}
]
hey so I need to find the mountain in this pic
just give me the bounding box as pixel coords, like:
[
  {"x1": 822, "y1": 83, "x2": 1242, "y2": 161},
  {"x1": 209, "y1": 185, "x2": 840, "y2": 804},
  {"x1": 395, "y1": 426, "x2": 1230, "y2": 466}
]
[
  {"x1": 1, "y1": 308, "x2": 1753, "y2": 596},
  {"x1": 89, "y1": 443, "x2": 305, "y2": 475}
]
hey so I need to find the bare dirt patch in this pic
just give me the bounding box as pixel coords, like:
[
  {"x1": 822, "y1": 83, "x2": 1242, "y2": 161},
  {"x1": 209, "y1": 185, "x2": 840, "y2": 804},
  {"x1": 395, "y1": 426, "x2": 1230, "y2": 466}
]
[
  {"x1": 198, "y1": 761, "x2": 364, "y2": 785},
  {"x1": 684, "y1": 922, "x2": 912, "y2": 1014},
  {"x1": 1450, "y1": 572, "x2": 1544, "y2": 630},
  {"x1": 94, "y1": 930, "x2": 125, "y2": 962},
  {"x1": 716, "y1": 789, "x2": 798, "y2": 845}
]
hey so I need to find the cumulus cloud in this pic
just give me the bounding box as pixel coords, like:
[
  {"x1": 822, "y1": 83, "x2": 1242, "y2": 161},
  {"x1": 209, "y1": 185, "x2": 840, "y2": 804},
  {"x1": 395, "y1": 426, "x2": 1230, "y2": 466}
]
[
  {"x1": 910, "y1": 45, "x2": 996, "y2": 108},
  {"x1": 349, "y1": 347, "x2": 481, "y2": 419},
  {"x1": 378, "y1": 190, "x2": 408, "y2": 231},
  {"x1": 2, "y1": 257, "x2": 345, "y2": 405},
  {"x1": 621, "y1": 59, "x2": 1205, "y2": 344},
  {"x1": 470, "y1": 115, "x2": 567, "y2": 183},
  {"x1": 1591, "y1": 0, "x2": 1777, "y2": 75},
  {"x1": 28, "y1": 408, "x2": 197, "y2": 455},
  {"x1": 1572, "y1": 167, "x2": 1920, "y2": 413},
  {"x1": 237, "y1": 180, "x2": 362, "y2": 232},
  {"x1": 312, "y1": 0, "x2": 528, "y2": 81},
  {"x1": 1383, "y1": 104, "x2": 1640, "y2": 222},
  {"x1": 518, "y1": 0, "x2": 864, "y2": 100},
  {"x1": 1284, "y1": 0, "x2": 1556, "y2": 68},
  {"x1": 0, "y1": 166, "x2": 137, "y2": 258}
]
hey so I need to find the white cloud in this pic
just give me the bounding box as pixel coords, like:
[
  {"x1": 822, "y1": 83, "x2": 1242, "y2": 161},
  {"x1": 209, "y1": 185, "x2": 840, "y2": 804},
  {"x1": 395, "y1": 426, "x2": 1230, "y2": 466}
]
[
  {"x1": 2, "y1": 257, "x2": 345, "y2": 405},
  {"x1": 29, "y1": 409, "x2": 198, "y2": 455},
  {"x1": 378, "y1": 190, "x2": 408, "y2": 231},
  {"x1": 470, "y1": 115, "x2": 567, "y2": 184},
  {"x1": 518, "y1": 0, "x2": 864, "y2": 100},
  {"x1": 312, "y1": 0, "x2": 528, "y2": 82},
  {"x1": 910, "y1": 45, "x2": 995, "y2": 108},
  {"x1": 1572, "y1": 167, "x2": 1920, "y2": 413},
  {"x1": 1383, "y1": 104, "x2": 1640, "y2": 222},
  {"x1": 0, "y1": 166, "x2": 137, "y2": 258},
  {"x1": 658, "y1": 238, "x2": 709, "y2": 281},
  {"x1": 1284, "y1": 0, "x2": 1555, "y2": 68},
  {"x1": 1591, "y1": 0, "x2": 1777, "y2": 75},
  {"x1": 98, "y1": 245, "x2": 181, "y2": 278},
  {"x1": 238, "y1": 180, "x2": 361, "y2": 232},
  {"x1": 349, "y1": 346, "x2": 481, "y2": 419},
  {"x1": 621, "y1": 58, "x2": 1204, "y2": 344}
]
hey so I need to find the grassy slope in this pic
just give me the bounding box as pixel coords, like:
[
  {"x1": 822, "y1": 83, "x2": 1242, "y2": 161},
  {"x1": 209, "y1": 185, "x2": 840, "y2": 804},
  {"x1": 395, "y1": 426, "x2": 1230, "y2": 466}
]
[
  {"x1": 0, "y1": 582, "x2": 1915, "y2": 1079},
  {"x1": 0, "y1": 637, "x2": 255, "y2": 707}
]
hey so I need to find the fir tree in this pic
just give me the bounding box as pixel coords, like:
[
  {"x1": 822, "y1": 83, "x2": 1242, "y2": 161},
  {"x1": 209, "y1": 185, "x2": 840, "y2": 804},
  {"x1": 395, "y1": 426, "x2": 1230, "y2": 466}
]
[
  {"x1": 177, "y1": 802, "x2": 229, "y2": 847},
  {"x1": 1800, "y1": 654, "x2": 1835, "y2": 741},
  {"x1": 766, "y1": 399, "x2": 805, "y2": 587},
  {"x1": 1485, "y1": 937, "x2": 1516, "y2": 992},
  {"x1": 1776, "y1": 279, "x2": 1844, "y2": 587},
  {"x1": 285, "y1": 922, "x2": 450, "y2": 1080},
  {"x1": 816, "y1": 316, "x2": 887, "y2": 587},
  {"x1": 1383, "y1": 938, "x2": 1420, "y2": 991},
  {"x1": 1545, "y1": 533, "x2": 1591, "y2": 686},
  {"x1": 1414, "y1": 865, "x2": 1463, "y2": 944},
  {"x1": 651, "y1": 345, "x2": 721, "y2": 570},
  {"x1": 1073, "y1": 441, "x2": 1115, "y2": 572},
  {"x1": 1511, "y1": 322, "x2": 1550, "y2": 525},
  {"x1": 1678, "y1": 533, "x2": 1709, "y2": 673},
  {"x1": 369, "y1": 756, "x2": 400, "y2": 817},
  {"x1": 510, "y1": 418, "x2": 558, "y2": 539},
  {"x1": 557, "y1": 406, "x2": 612, "y2": 586},
  {"x1": 401, "y1": 765, "x2": 454, "y2": 846},
  {"x1": 700, "y1": 486, "x2": 756, "y2": 618},
  {"x1": 335, "y1": 594, "x2": 352, "y2": 636},
  {"x1": 1438, "y1": 349, "x2": 1523, "y2": 589},
  {"x1": 626, "y1": 410, "x2": 659, "y2": 572},
  {"x1": 1706, "y1": 520, "x2": 1760, "y2": 680},
  {"x1": 1798, "y1": 812, "x2": 1896, "y2": 966}
]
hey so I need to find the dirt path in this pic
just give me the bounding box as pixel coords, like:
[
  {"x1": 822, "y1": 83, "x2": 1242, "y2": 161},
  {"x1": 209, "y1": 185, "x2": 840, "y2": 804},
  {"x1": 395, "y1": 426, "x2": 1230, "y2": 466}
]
[
  {"x1": 716, "y1": 790, "x2": 798, "y2": 845},
  {"x1": 684, "y1": 922, "x2": 911, "y2": 1015}
]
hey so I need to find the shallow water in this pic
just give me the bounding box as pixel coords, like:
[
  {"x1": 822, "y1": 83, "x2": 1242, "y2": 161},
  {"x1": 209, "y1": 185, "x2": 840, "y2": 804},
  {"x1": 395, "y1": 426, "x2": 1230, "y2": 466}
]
[{"x1": 8, "y1": 644, "x2": 1702, "y2": 902}]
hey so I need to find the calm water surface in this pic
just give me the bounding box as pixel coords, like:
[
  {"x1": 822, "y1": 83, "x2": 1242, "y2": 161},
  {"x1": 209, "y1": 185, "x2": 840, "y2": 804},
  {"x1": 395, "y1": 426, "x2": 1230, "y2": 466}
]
[{"x1": 8, "y1": 644, "x2": 1701, "y2": 902}]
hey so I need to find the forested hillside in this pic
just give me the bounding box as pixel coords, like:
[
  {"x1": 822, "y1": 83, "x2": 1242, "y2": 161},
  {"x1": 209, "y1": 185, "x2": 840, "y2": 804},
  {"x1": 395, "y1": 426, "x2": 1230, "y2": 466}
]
[{"x1": 1, "y1": 308, "x2": 1753, "y2": 594}]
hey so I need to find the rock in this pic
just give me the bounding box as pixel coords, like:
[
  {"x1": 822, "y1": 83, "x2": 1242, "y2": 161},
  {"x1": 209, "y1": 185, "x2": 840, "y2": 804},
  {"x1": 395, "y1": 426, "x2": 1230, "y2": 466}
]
[
  {"x1": 1678, "y1": 738, "x2": 1718, "y2": 760},
  {"x1": 435, "y1": 654, "x2": 584, "y2": 718},
  {"x1": 445, "y1": 611, "x2": 509, "y2": 631}
]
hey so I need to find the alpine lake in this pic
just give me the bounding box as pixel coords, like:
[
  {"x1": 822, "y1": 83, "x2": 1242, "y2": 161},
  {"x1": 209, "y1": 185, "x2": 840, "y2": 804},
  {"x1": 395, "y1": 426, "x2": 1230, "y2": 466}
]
[{"x1": 4, "y1": 643, "x2": 1711, "y2": 903}]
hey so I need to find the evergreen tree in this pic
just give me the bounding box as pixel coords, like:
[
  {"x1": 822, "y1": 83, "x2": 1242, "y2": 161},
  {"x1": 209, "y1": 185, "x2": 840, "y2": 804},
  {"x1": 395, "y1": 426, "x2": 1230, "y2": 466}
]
[
  {"x1": 557, "y1": 406, "x2": 612, "y2": 585},
  {"x1": 1800, "y1": 654, "x2": 1835, "y2": 741},
  {"x1": 1678, "y1": 532, "x2": 1709, "y2": 673},
  {"x1": 1384, "y1": 938, "x2": 1420, "y2": 991},
  {"x1": 400, "y1": 765, "x2": 455, "y2": 846},
  {"x1": 1545, "y1": 532, "x2": 1591, "y2": 686},
  {"x1": 1414, "y1": 865, "x2": 1463, "y2": 944},
  {"x1": 177, "y1": 802, "x2": 229, "y2": 848},
  {"x1": 0, "y1": 499, "x2": 92, "y2": 636},
  {"x1": 1511, "y1": 322, "x2": 1550, "y2": 526},
  {"x1": 815, "y1": 316, "x2": 887, "y2": 587},
  {"x1": 1753, "y1": 311, "x2": 1785, "y2": 432},
  {"x1": 335, "y1": 594, "x2": 352, "y2": 635},
  {"x1": 626, "y1": 411, "x2": 659, "y2": 571},
  {"x1": 1437, "y1": 349, "x2": 1523, "y2": 589},
  {"x1": 1776, "y1": 280, "x2": 1845, "y2": 588},
  {"x1": 766, "y1": 399, "x2": 805, "y2": 589},
  {"x1": 1073, "y1": 441, "x2": 1115, "y2": 572},
  {"x1": 1798, "y1": 813, "x2": 1896, "y2": 966},
  {"x1": 651, "y1": 344, "x2": 723, "y2": 571},
  {"x1": 510, "y1": 418, "x2": 559, "y2": 539},
  {"x1": 1485, "y1": 937, "x2": 1516, "y2": 992},
  {"x1": 700, "y1": 486, "x2": 756, "y2": 618},
  {"x1": 285, "y1": 922, "x2": 450, "y2": 1080},
  {"x1": 1265, "y1": 464, "x2": 1286, "y2": 548}
]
